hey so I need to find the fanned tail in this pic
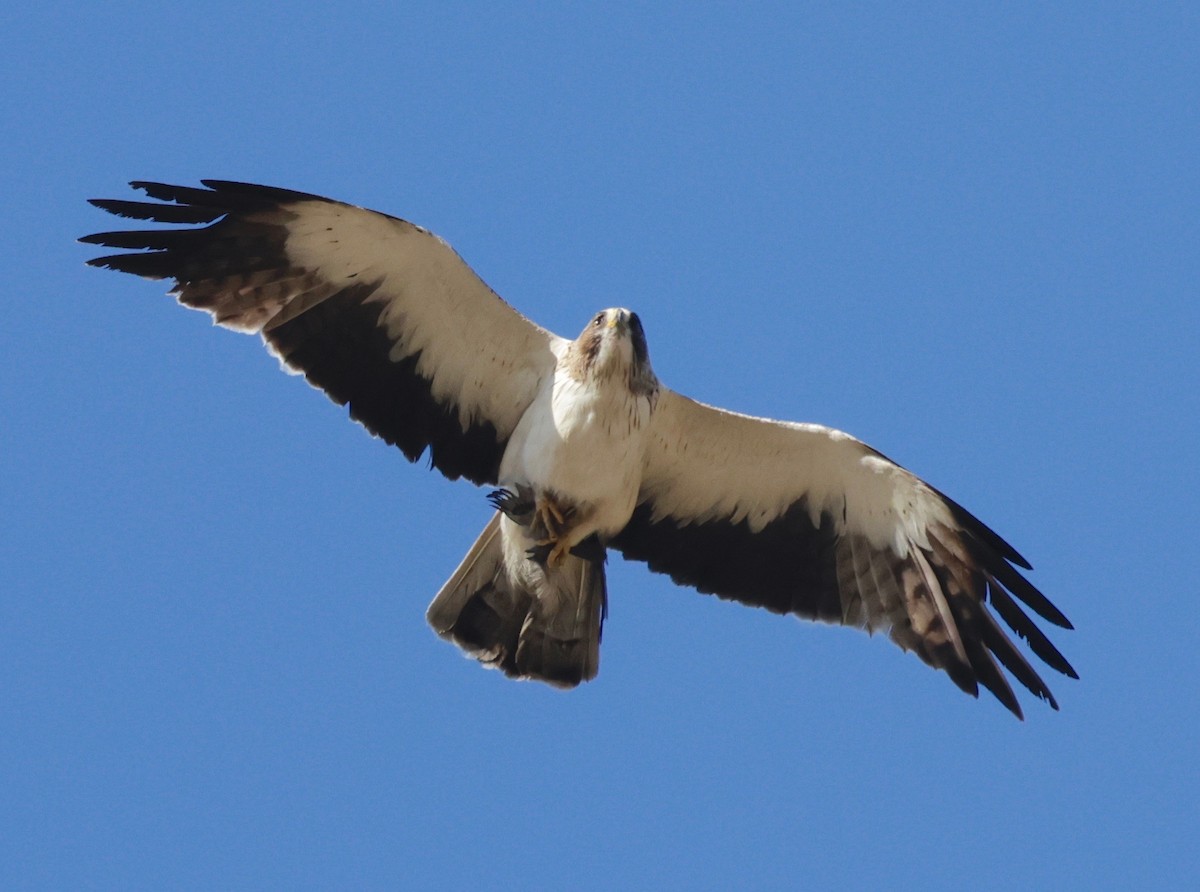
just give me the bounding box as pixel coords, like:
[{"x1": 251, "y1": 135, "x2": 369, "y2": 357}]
[{"x1": 426, "y1": 513, "x2": 606, "y2": 687}]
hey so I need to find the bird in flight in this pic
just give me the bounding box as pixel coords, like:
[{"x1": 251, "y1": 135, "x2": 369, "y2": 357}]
[{"x1": 83, "y1": 180, "x2": 1075, "y2": 718}]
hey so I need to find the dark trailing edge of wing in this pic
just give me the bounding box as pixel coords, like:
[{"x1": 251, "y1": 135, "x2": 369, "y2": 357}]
[
  {"x1": 264, "y1": 284, "x2": 505, "y2": 484},
  {"x1": 82, "y1": 180, "x2": 507, "y2": 485},
  {"x1": 612, "y1": 498, "x2": 844, "y2": 621},
  {"x1": 613, "y1": 494, "x2": 1074, "y2": 719}
]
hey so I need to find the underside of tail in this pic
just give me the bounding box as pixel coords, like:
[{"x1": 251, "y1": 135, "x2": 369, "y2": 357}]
[{"x1": 426, "y1": 513, "x2": 607, "y2": 687}]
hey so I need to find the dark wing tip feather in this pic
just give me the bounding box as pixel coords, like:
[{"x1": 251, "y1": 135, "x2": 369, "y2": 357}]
[
  {"x1": 125, "y1": 179, "x2": 324, "y2": 214},
  {"x1": 84, "y1": 252, "x2": 174, "y2": 278},
  {"x1": 86, "y1": 198, "x2": 225, "y2": 224},
  {"x1": 83, "y1": 180, "x2": 308, "y2": 285},
  {"x1": 78, "y1": 229, "x2": 198, "y2": 250},
  {"x1": 926, "y1": 544, "x2": 1027, "y2": 718},
  {"x1": 989, "y1": 561, "x2": 1073, "y2": 630},
  {"x1": 940, "y1": 659, "x2": 982, "y2": 701},
  {"x1": 199, "y1": 179, "x2": 330, "y2": 204},
  {"x1": 965, "y1": 637, "x2": 1024, "y2": 720},
  {"x1": 128, "y1": 180, "x2": 224, "y2": 205},
  {"x1": 978, "y1": 609, "x2": 1059, "y2": 711},
  {"x1": 943, "y1": 493, "x2": 1073, "y2": 631},
  {"x1": 941, "y1": 492, "x2": 1033, "y2": 570},
  {"x1": 987, "y1": 584, "x2": 1078, "y2": 679}
]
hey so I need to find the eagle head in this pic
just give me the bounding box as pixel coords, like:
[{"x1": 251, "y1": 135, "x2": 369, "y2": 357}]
[{"x1": 569, "y1": 308, "x2": 657, "y2": 396}]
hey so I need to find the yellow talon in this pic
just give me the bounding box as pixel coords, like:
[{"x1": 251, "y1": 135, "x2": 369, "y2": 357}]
[
  {"x1": 546, "y1": 541, "x2": 570, "y2": 568},
  {"x1": 535, "y1": 498, "x2": 567, "y2": 536}
]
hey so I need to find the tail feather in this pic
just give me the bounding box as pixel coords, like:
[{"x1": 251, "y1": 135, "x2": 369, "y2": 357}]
[
  {"x1": 516, "y1": 555, "x2": 606, "y2": 688},
  {"x1": 425, "y1": 513, "x2": 527, "y2": 672},
  {"x1": 426, "y1": 513, "x2": 607, "y2": 687}
]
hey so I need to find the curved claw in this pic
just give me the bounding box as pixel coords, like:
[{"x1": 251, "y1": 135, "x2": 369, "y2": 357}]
[
  {"x1": 489, "y1": 487, "x2": 535, "y2": 525},
  {"x1": 526, "y1": 541, "x2": 554, "y2": 564}
]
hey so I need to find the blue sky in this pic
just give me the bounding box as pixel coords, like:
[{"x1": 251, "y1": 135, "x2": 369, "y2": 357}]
[{"x1": 3, "y1": 3, "x2": 1197, "y2": 889}]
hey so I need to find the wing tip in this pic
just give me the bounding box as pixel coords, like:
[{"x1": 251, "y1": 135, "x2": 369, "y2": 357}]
[{"x1": 199, "y1": 178, "x2": 330, "y2": 205}]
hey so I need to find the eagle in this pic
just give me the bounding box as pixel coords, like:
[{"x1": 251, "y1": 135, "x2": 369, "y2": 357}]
[{"x1": 82, "y1": 180, "x2": 1076, "y2": 718}]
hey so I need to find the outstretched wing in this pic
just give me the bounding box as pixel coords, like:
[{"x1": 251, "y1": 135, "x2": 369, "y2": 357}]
[
  {"x1": 83, "y1": 180, "x2": 566, "y2": 484},
  {"x1": 611, "y1": 390, "x2": 1076, "y2": 718}
]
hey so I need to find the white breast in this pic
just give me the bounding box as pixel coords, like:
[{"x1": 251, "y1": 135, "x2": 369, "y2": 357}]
[{"x1": 499, "y1": 367, "x2": 653, "y2": 538}]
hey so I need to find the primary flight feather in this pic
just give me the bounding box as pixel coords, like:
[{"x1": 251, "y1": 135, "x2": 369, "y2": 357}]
[{"x1": 83, "y1": 180, "x2": 1076, "y2": 718}]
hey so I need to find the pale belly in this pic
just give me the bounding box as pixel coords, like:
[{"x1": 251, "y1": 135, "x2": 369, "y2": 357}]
[{"x1": 498, "y1": 374, "x2": 652, "y2": 540}]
